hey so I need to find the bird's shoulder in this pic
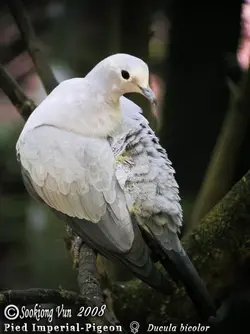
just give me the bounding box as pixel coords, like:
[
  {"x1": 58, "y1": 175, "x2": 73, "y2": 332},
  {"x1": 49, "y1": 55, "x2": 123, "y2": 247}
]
[
  {"x1": 17, "y1": 125, "x2": 115, "y2": 191},
  {"x1": 18, "y1": 77, "x2": 121, "y2": 138}
]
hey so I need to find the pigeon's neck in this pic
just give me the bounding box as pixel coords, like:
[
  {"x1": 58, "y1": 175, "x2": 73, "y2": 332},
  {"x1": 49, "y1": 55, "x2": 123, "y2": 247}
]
[
  {"x1": 86, "y1": 68, "x2": 124, "y2": 106},
  {"x1": 105, "y1": 91, "x2": 121, "y2": 107}
]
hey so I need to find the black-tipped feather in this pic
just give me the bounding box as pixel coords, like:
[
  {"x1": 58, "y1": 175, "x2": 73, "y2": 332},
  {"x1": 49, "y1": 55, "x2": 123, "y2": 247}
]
[
  {"x1": 161, "y1": 249, "x2": 216, "y2": 320},
  {"x1": 140, "y1": 224, "x2": 216, "y2": 320}
]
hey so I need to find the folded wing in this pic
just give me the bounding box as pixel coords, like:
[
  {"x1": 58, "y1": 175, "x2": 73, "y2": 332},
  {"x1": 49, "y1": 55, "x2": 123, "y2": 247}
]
[{"x1": 17, "y1": 125, "x2": 169, "y2": 291}]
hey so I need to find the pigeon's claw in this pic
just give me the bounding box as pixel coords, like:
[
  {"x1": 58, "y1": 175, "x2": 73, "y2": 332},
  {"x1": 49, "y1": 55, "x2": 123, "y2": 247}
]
[{"x1": 71, "y1": 235, "x2": 83, "y2": 268}]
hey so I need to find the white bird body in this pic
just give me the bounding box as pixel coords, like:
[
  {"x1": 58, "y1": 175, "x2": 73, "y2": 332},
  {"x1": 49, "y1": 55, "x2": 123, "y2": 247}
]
[
  {"x1": 17, "y1": 79, "x2": 181, "y2": 250},
  {"x1": 16, "y1": 54, "x2": 215, "y2": 319}
]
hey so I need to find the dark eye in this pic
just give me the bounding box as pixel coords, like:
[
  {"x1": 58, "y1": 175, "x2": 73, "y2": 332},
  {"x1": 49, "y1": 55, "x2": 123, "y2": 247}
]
[{"x1": 121, "y1": 70, "x2": 130, "y2": 80}]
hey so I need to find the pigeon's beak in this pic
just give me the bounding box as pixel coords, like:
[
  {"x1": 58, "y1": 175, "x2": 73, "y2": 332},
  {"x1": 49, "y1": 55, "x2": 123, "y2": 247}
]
[{"x1": 139, "y1": 86, "x2": 157, "y2": 106}]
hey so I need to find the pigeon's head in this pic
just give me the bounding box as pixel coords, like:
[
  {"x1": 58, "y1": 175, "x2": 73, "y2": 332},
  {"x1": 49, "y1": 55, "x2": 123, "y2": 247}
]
[{"x1": 88, "y1": 53, "x2": 157, "y2": 106}]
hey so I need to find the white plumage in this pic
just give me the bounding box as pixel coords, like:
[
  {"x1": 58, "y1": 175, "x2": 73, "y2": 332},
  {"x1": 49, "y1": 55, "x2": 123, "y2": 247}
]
[
  {"x1": 16, "y1": 53, "x2": 181, "y2": 246},
  {"x1": 16, "y1": 53, "x2": 215, "y2": 318}
]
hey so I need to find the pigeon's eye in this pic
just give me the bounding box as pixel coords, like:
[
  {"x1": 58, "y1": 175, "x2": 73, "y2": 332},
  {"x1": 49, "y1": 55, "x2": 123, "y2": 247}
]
[{"x1": 121, "y1": 70, "x2": 130, "y2": 80}]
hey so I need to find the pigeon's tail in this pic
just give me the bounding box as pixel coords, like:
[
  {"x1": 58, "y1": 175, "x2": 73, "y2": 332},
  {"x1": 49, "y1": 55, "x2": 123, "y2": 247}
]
[
  {"x1": 140, "y1": 224, "x2": 216, "y2": 321},
  {"x1": 160, "y1": 248, "x2": 216, "y2": 321}
]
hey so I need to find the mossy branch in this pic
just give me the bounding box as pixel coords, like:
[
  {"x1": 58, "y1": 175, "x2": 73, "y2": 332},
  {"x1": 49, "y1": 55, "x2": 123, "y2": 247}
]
[{"x1": 77, "y1": 244, "x2": 115, "y2": 327}]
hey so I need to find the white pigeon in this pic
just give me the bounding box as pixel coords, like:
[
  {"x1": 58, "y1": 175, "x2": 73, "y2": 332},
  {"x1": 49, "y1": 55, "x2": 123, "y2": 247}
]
[{"x1": 16, "y1": 53, "x2": 215, "y2": 320}]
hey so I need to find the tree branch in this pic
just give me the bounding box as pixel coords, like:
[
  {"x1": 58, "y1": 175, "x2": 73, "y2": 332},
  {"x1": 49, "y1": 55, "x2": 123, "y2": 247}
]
[
  {"x1": 7, "y1": 0, "x2": 58, "y2": 94},
  {"x1": 77, "y1": 245, "x2": 103, "y2": 306},
  {"x1": 0, "y1": 39, "x2": 24, "y2": 65},
  {"x1": 0, "y1": 288, "x2": 87, "y2": 306},
  {"x1": 77, "y1": 245, "x2": 118, "y2": 329},
  {"x1": 0, "y1": 64, "x2": 36, "y2": 120}
]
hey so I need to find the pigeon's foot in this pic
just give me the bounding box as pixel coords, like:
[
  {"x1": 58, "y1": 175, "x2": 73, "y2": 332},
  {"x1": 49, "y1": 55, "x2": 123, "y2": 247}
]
[{"x1": 66, "y1": 226, "x2": 83, "y2": 268}]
